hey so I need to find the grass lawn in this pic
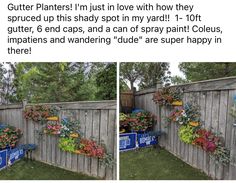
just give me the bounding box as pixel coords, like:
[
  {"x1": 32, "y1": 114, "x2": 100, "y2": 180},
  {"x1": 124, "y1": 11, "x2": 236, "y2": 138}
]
[
  {"x1": 0, "y1": 159, "x2": 98, "y2": 180},
  {"x1": 120, "y1": 147, "x2": 211, "y2": 180}
]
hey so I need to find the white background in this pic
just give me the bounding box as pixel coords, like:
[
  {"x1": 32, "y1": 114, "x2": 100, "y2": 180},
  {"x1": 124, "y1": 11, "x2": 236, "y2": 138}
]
[{"x1": 0, "y1": 0, "x2": 236, "y2": 62}]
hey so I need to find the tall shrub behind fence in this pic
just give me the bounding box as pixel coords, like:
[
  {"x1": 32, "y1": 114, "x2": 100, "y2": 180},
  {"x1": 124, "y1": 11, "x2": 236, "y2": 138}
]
[
  {"x1": 0, "y1": 100, "x2": 117, "y2": 180},
  {"x1": 135, "y1": 77, "x2": 236, "y2": 180}
]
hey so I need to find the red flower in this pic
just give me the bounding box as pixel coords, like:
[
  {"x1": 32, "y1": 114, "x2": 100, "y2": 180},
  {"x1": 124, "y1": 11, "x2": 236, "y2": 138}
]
[{"x1": 193, "y1": 129, "x2": 219, "y2": 153}]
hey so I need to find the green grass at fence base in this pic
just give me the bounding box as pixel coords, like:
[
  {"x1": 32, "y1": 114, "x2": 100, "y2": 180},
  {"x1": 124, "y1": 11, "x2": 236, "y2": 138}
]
[
  {"x1": 0, "y1": 159, "x2": 98, "y2": 180},
  {"x1": 120, "y1": 147, "x2": 211, "y2": 180}
]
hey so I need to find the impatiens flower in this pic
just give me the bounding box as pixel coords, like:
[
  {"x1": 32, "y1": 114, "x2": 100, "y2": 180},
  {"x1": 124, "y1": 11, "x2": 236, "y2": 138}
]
[{"x1": 0, "y1": 125, "x2": 22, "y2": 149}]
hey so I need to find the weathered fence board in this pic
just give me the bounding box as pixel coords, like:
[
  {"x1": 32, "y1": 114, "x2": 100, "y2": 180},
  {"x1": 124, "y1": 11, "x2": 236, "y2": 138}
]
[
  {"x1": 134, "y1": 77, "x2": 236, "y2": 180},
  {"x1": 0, "y1": 100, "x2": 116, "y2": 180}
]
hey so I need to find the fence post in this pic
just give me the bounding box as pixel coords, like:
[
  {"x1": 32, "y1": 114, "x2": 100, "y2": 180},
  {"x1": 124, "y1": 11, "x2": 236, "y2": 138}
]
[
  {"x1": 22, "y1": 99, "x2": 27, "y2": 110},
  {"x1": 155, "y1": 81, "x2": 164, "y2": 146},
  {"x1": 156, "y1": 81, "x2": 162, "y2": 90},
  {"x1": 132, "y1": 87, "x2": 136, "y2": 110},
  {"x1": 22, "y1": 99, "x2": 28, "y2": 145}
]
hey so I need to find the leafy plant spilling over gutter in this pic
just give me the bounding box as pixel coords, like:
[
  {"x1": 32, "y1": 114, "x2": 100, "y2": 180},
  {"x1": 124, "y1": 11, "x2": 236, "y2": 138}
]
[
  {"x1": 153, "y1": 87, "x2": 183, "y2": 106},
  {"x1": 119, "y1": 111, "x2": 155, "y2": 133},
  {"x1": 24, "y1": 105, "x2": 59, "y2": 124},
  {"x1": 0, "y1": 125, "x2": 22, "y2": 149}
]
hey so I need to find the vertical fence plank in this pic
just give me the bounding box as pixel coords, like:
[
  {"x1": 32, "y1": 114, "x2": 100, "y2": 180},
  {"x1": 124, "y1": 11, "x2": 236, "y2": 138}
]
[
  {"x1": 113, "y1": 114, "x2": 117, "y2": 180},
  {"x1": 165, "y1": 107, "x2": 170, "y2": 151},
  {"x1": 187, "y1": 92, "x2": 193, "y2": 165},
  {"x1": 228, "y1": 90, "x2": 236, "y2": 180},
  {"x1": 98, "y1": 109, "x2": 108, "y2": 179},
  {"x1": 84, "y1": 110, "x2": 93, "y2": 175},
  {"x1": 34, "y1": 122, "x2": 40, "y2": 161},
  {"x1": 198, "y1": 92, "x2": 205, "y2": 172},
  {"x1": 56, "y1": 135, "x2": 61, "y2": 167},
  {"x1": 46, "y1": 135, "x2": 51, "y2": 163},
  {"x1": 159, "y1": 106, "x2": 166, "y2": 147},
  {"x1": 106, "y1": 109, "x2": 116, "y2": 180},
  {"x1": 223, "y1": 90, "x2": 235, "y2": 179},
  {"x1": 51, "y1": 135, "x2": 56, "y2": 165},
  {"x1": 192, "y1": 92, "x2": 200, "y2": 168},
  {"x1": 78, "y1": 110, "x2": 86, "y2": 173},
  {"x1": 71, "y1": 110, "x2": 79, "y2": 172},
  {"x1": 209, "y1": 91, "x2": 220, "y2": 179},
  {"x1": 205, "y1": 91, "x2": 213, "y2": 175},
  {"x1": 91, "y1": 110, "x2": 100, "y2": 177},
  {"x1": 183, "y1": 93, "x2": 189, "y2": 163},
  {"x1": 176, "y1": 123, "x2": 181, "y2": 157},
  {"x1": 216, "y1": 90, "x2": 228, "y2": 179}
]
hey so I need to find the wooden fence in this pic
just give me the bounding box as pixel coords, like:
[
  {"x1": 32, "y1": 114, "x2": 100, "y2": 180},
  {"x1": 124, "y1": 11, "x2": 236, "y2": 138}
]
[
  {"x1": 0, "y1": 100, "x2": 117, "y2": 180},
  {"x1": 135, "y1": 77, "x2": 236, "y2": 180},
  {"x1": 120, "y1": 91, "x2": 134, "y2": 113}
]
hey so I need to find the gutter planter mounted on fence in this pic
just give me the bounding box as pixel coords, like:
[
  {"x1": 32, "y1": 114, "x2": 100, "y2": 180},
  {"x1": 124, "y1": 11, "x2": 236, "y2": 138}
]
[
  {"x1": 171, "y1": 100, "x2": 183, "y2": 106},
  {"x1": 153, "y1": 87, "x2": 183, "y2": 106},
  {"x1": 44, "y1": 121, "x2": 61, "y2": 135},
  {"x1": 24, "y1": 105, "x2": 60, "y2": 124}
]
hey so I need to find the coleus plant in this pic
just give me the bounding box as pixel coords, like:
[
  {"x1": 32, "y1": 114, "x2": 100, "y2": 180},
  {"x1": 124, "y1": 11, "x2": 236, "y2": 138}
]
[
  {"x1": 192, "y1": 129, "x2": 219, "y2": 152},
  {"x1": 192, "y1": 129, "x2": 230, "y2": 165},
  {"x1": 153, "y1": 87, "x2": 183, "y2": 106},
  {"x1": 78, "y1": 138, "x2": 105, "y2": 158},
  {"x1": 24, "y1": 105, "x2": 59, "y2": 124},
  {"x1": 119, "y1": 111, "x2": 155, "y2": 132},
  {"x1": 0, "y1": 125, "x2": 22, "y2": 149},
  {"x1": 78, "y1": 138, "x2": 115, "y2": 168}
]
